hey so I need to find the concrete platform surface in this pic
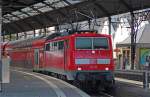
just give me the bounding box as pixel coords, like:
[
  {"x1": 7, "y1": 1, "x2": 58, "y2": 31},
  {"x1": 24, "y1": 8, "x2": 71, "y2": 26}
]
[{"x1": 0, "y1": 68, "x2": 90, "y2": 97}]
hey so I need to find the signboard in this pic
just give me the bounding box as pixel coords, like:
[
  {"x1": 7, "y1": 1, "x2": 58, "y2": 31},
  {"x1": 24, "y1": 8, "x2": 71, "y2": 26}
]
[
  {"x1": 2, "y1": 57, "x2": 10, "y2": 83},
  {"x1": 140, "y1": 48, "x2": 150, "y2": 66}
]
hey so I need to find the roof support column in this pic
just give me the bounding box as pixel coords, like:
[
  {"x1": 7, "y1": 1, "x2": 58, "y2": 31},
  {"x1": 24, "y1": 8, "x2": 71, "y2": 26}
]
[
  {"x1": 44, "y1": 27, "x2": 47, "y2": 36},
  {"x1": 108, "y1": 17, "x2": 111, "y2": 35},
  {"x1": 24, "y1": 32, "x2": 27, "y2": 39},
  {"x1": 2, "y1": 35, "x2": 4, "y2": 42},
  {"x1": 16, "y1": 33, "x2": 18, "y2": 40},
  {"x1": 131, "y1": 12, "x2": 136, "y2": 70},
  {"x1": 33, "y1": 30, "x2": 36, "y2": 37},
  {"x1": 0, "y1": 0, "x2": 2, "y2": 86},
  {"x1": 9, "y1": 33, "x2": 11, "y2": 41}
]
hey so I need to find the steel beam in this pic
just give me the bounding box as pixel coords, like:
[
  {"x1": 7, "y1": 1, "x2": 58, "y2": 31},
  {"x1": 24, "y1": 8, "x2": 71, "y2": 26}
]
[
  {"x1": 94, "y1": 3, "x2": 110, "y2": 16},
  {"x1": 29, "y1": 6, "x2": 54, "y2": 23},
  {"x1": 42, "y1": 1, "x2": 66, "y2": 17},
  {"x1": 10, "y1": 7, "x2": 44, "y2": 28},
  {"x1": 62, "y1": 0, "x2": 72, "y2": 5},
  {"x1": 13, "y1": 1, "x2": 54, "y2": 23},
  {"x1": 10, "y1": 13, "x2": 34, "y2": 30},
  {"x1": 10, "y1": 13, "x2": 28, "y2": 32},
  {"x1": 108, "y1": 17, "x2": 112, "y2": 35},
  {"x1": 3, "y1": 17, "x2": 21, "y2": 35},
  {"x1": 119, "y1": 0, "x2": 133, "y2": 12}
]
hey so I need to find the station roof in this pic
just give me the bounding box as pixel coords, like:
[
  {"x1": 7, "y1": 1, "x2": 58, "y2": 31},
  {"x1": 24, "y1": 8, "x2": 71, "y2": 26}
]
[
  {"x1": 2, "y1": 0, "x2": 150, "y2": 35},
  {"x1": 117, "y1": 24, "x2": 150, "y2": 48}
]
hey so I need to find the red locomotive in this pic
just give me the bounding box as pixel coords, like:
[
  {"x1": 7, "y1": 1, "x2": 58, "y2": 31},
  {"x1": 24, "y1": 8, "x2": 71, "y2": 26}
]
[{"x1": 5, "y1": 31, "x2": 115, "y2": 90}]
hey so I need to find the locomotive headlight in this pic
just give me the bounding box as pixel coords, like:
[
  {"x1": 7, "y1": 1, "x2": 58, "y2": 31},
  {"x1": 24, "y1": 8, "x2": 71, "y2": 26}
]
[
  {"x1": 105, "y1": 67, "x2": 109, "y2": 71},
  {"x1": 92, "y1": 50, "x2": 95, "y2": 54},
  {"x1": 77, "y1": 67, "x2": 82, "y2": 71}
]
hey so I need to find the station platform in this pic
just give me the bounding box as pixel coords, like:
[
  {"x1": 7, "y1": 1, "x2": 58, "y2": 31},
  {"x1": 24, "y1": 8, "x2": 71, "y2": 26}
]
[
  {"x1": 0, "y1": 68, "x2": 90, "y2": 97},
  {"x1": 111, "y1": 77, "x2": 150, "y2": 97}
]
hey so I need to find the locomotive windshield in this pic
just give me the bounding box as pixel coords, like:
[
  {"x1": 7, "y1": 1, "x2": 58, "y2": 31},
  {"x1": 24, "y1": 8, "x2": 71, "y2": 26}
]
[{"x1": 76, "y1": 37, "x2": 109, "y2": 50}]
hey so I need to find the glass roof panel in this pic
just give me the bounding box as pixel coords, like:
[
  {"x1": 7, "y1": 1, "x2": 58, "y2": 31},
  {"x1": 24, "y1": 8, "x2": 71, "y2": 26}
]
[
  {"x1": 11, "y1": 16, "x2": 19, "y2": 21},
  {"x1": 67, "y1": 0, "x2": 82, "y2": 4},
  {"x1": 21, "y1": 7, "x2": 33, "y2": 12},
  {"x1": 33, "y1": 2, "x2": 46, "y2": 9},
  {"x1": 4, "y1": 14, "x2": 13, "y2": 18},
  {"x1": 17, "y1": 13, "x2": 29, "y2": 19},
  {"x1": 45, "y1": 0, "x2": 60, "y2": 4},
  {"x1": 3, "y1": 18, "x2": 10, "y2": 23},
  {"x1": 52, "y1": 1, "x2": 68, "y2": 8},
  {"x1": 38, "y1": 6, "x2": 53, "y2": 12},
  {"x1": 27, "y1": 10, "x2": 40, "y2": 16},
  {"x1": 12, "y1": 11, "x2": 22, "y2": 16}
]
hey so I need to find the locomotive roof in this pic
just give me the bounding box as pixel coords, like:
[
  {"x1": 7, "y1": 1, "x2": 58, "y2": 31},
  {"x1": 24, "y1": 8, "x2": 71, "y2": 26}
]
[
  {"x1": 46, "y1": 30, "x2": 98, "y2": 40},
  {"x1": 8, "y1": 35, "x2": 46, "y2": 48}
]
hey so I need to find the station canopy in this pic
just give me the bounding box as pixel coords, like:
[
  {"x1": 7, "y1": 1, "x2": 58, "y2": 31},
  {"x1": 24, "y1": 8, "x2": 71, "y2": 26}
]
[{"x1": 2, "y1": 0, "x2": 150, "y2": 35}]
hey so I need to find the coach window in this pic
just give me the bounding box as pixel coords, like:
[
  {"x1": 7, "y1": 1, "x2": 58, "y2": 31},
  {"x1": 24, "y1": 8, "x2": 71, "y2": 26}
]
[
  {"x1": 65, "y1": 40, "x2": 69, "y2": 49},
  {"x1": 51, "y1": 42, "x2": 54, "y2": 51},
  {"x1": 49, "y1": 43, "x2": 52, "y2": 51},
  {"x1": 45, "y1": 43, "x2": 50, "y2": 51},
  {"x1": 54, "y1": 42, "x2": 58, "y2": 51},
  {"x1": 58, "y1": 41, "x2": 64, "y2": 50}
]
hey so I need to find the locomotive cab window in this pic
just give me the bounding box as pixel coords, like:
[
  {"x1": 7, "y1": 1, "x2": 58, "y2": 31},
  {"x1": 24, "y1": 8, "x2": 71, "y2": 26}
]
[
  {"x1": 93, "y1": 38, "x2": 109, "y2": 49},
  {"x1": 75, "y1": 37, "x2": 109, "y2": 50},
  {"x1": 76, "y1": 38, "x2": 92, "y2": 49}
]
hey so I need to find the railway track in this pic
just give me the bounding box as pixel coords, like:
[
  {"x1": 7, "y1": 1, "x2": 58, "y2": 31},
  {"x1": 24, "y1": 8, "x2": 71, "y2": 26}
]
[
  {"x1": 35, "y1": 71, "x2": 115, "y2": 97},
  {"x1": 91, "y1": 92, "x2": 114, "y2": 97}
]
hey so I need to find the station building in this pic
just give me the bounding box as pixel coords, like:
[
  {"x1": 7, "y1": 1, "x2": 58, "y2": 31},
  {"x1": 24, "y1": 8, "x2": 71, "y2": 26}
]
[{"x1": 116, "y1": 24, "x2": 150, "y2": 70}]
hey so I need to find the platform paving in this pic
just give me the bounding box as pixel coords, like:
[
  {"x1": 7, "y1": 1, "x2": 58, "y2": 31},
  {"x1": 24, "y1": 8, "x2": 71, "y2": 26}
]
[
  {"x1": 0, "y1": 68, "x2": 90, "y2": 97},
  {"x1": 107, "y1": 78, "x2": 150, "y2": 97}
]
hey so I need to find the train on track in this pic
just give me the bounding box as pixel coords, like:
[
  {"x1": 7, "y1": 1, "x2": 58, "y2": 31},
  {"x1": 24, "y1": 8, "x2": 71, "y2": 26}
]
[{"x1": 3, "y1": 30, "x2": 115, "y2": 90}]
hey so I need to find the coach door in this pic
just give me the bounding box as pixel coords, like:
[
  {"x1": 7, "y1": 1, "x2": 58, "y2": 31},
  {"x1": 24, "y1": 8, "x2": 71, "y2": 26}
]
[
  {"x1": 34, "y1": 49, "x2": 39, "y2": 67},
  {"x1": 64, "y1": 40, "x2": 69, "y2": 70}
]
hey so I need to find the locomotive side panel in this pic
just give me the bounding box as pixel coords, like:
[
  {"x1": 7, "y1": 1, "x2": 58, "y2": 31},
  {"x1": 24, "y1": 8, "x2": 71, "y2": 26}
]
[
  {"x1": 9, "y1": 49, "x2": 33, "y2": 68},
  {"x1": 44, "y1": 40, "x2": 66, "y2": 73}
]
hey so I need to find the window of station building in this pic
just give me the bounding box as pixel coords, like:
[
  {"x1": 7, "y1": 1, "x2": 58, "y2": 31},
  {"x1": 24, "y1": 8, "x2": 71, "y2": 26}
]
[{"x1": 45, "y1": 43, "x2": 50, "y2": 51}]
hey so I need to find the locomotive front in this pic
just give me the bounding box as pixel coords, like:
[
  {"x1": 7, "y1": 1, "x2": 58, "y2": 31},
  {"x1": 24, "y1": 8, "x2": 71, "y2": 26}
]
[{"x1": 70, "y1": 33, "x2": 115, "y2": 89}]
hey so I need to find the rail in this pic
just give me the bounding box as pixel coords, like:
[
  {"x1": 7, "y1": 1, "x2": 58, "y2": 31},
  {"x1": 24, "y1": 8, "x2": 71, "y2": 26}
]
[{"x1": 115, "y1": 70, "x2": 150, "y2": 90}]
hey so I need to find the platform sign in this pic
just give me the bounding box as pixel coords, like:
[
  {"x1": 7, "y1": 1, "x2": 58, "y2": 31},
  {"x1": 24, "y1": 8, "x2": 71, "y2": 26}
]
[
  {"x1": 1, "y1": 57, "x2": 10, "y2": 83},
  {"x1": 140, "y1": 48, "x2": 150, "y2": 66}
]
